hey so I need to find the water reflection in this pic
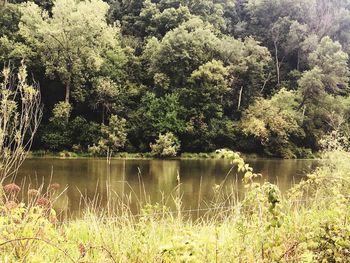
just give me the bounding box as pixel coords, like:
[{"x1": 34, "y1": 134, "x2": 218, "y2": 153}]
[{"x1": 15, "y1": 158, "x2": 319, "y2": 217}]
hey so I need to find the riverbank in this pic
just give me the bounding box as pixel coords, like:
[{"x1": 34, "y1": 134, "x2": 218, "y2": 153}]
[
  {"x1": 0, "y1": 150, "x2": 347, "y2": 262},
  {"x1": 29, "y1": 150, "x2": 319, "y2": 160}
]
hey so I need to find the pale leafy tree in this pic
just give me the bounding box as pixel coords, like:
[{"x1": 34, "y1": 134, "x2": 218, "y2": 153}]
[
  {"x1": 298, "y1": 67, "x2": 325, "y2": 106},
  {"x1": 92, "y1": 77, "x2": 120, "y2": 124},
  {"x1": 319, "y1": 129, "x2": 350, "y2": 152},
  {"x1": 0, "y1": 64, "x2": 42, "y2": 181},
  {"x1": 270, "y1": 17, "x2": 292, "y2": 85},
  {"x1": 0, "y1": 4, "x2": 32, "y2": 64},
  {"x1": 97, "y1": 115, "x2": 126, "y2": 164},
  {"x1": 308, "y1": 36, "x2": 349, "y2": 94},
  {"x1": 188, "y1": 59, "x2": 230, "y2": 118},
  {"x1": 298, "y1": 37, "x2": 349, "y2": 107},
  {"x1": 19, "y1": 0, "x2": 121, "y2": 103},
  {"x1": 241, "y1": 88, "x2": 303, "y2": 157},
  {"x1": 150, "y1": 132, "x2": 180, "y2": 158},
  {"x1": 219, "y1": 36, "x2": 271, "y2": 109},
  {"x1": 51, "y1": 101, "x2": 72, "y2": 124},
  {"x1": 319, "y1": 109, "x2": 350, "y2": 152},
  {"x1": 242, "y1": 89, "x2": 301, "y2": 143},
  {"x1": 286, "y1": 21, "x2": 308, "y2": 70},
  {"x1": 299, "y1": 33, "x2": 319, "y2": 68},
  {"x1": 318, "y1": 96, "x2": 350, "y2": 152},
  {"x1": 138, "y1": 0, "x2": 193, "y2": 37}
]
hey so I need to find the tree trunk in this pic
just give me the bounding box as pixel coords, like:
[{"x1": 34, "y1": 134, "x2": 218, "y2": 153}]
[
  {"x1": 302, "y1": 105, "x2": 306, "y2": 122},
  {"x1": 237, "y1": 86, "x2": 243, "y2": 111},
  {"x1": 65, "y1": 58, "x2": 73, "y2": 104},
  {"x1": 65, "y1": 81, "x2": 70, "y2": 103},
  {"x1": 102, "y1": 107, "x2": 105, "y2": 125},
  {"x1": 274, "y1": 41, "x2": 280, "y2": 85},
  {"x1": 297, "y1": 50, "x2": 300, "y2": 71}
]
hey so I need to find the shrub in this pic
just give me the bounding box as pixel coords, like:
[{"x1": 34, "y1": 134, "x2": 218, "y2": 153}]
[
  {"x1": 41, "y1": 132, "x2": 71, "y2": 151},
  {"x1": 89, "y1": 115, "x2": 127, "y2": 161},
  {"x1": 51, "y1": 101, "x2": 71, "y2": 124},
  {"x1": 58, "y1": 151, "x2": 77, "y2": 158},
  {"x1": 150, "y1": 132, "x2": 180, "y2": 158},
  {"x1": 41, "y1": 102, "x2": 72, "y2": 151},
  {"x1": 69, "y1": 117, "x2": 101, "y2": 150}
]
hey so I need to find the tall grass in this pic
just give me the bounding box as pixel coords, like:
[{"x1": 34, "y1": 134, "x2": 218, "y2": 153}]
[{"x1": 1, "y1": 150, "x2": 350, "y2": 262}]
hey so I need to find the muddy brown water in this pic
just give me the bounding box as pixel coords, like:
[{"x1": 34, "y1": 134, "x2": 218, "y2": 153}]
[{"x1": 14, "y1": 158, "x2": 320, "y2": 219}]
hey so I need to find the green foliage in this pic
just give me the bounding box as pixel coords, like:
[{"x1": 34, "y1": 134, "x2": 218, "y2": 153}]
[
  {"x1": 241, "y1": 88, "x2": 305, "y2": 157},
  {"x1": 91, "y1": 77, "x2": 122, "y2": 123},
  {"x1": 51, "y1": 102, "x2": 71, "y2": 124},
  {"x1": 41, "y1": 102, "x2": 72, "y2": 151},
  {"x1": 19, "y1": 0, "x2": 123, "y2": 102},
  {"x1": 2, "y1": 0, "x2": 350, "y2": 155},
  {"x1": 138, "y1": 0, "x2": 193, "y2": 38},
  {"x1": 144, "y1": 18, "x2": 221, "y2": 88},
  {"x1": 0, "y1": 4, "x2": 31, "y2": 64},
  {"x1": 69, "y1": 117, "x2": 101, "y2": 151},
  {"x1": 150, "y1": 132, "x2": 180, "y2": 158},
  {"x1": 140, "y1": 92, "x2": 185, "y2": 136},
  {"x1": 308, "y1": 36, "x2": 349, "y2": 94},
  {"x1": 186, "y1": 59, "x2": 230, "y2": 119},
  {"x1": 42, "y1": 104, "x2": 100, "y2": 151},
  {"x1": 298, "y1": 67, "x2": 325, "y2": 105},
  {"x1": 94, "y1": 115, "x2": 127, "y2": 158}
]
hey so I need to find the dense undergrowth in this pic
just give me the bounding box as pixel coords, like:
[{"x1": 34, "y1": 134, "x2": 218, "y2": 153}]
[{"x1": 1, "y1": 150, "x2": 350, "y2": 262}]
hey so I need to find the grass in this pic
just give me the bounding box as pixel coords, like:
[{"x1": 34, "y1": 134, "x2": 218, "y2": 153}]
[{"x1": 1, "y1": 150, "x2": 349, "y2": 262}]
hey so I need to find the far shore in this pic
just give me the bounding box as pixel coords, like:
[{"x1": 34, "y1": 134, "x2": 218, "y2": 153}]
[{"x1": 28, "y1": 150, "x2": 320, "y2": 160}]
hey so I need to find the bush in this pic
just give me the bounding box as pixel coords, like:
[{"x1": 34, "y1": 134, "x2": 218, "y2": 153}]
[
  {"x1": 69, "y1": 117, "x2": 101, "y2": 150},
  {"x1": 41, "y1": 102, "x2": 72, "y2": 151},
  {"x1": 41, "y1": 131, "x2": 71, "y2": 151},
  {"x1": 150, "y1": 132, "x2": 180, "y2": 158},
  {"x1": 58, "y1": 151, "x2": 78, "y2": 158}
]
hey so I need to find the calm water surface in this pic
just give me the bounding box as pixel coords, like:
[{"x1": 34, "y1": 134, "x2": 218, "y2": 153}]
[{"x1": 15, "y1": 158, "x2": 320, "y2": 218}]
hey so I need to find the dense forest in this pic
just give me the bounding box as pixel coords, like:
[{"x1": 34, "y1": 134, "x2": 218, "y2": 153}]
[{"x1": 1, "y1": 0, "x2": 350, "y2": 157}]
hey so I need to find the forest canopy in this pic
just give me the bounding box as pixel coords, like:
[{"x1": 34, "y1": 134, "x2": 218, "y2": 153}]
[{"x1": 1, "y1": 0, "x2": 350, "y2": 158}]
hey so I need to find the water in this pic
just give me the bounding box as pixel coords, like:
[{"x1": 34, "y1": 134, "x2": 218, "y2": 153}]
[{"x1": 14, "y1": 158, "x2": 320, "y2": 218}]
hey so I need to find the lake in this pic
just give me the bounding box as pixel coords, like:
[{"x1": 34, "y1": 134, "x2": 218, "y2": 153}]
[{"x1": 15, "y1": 158, "x2": 320, "y2": 219}]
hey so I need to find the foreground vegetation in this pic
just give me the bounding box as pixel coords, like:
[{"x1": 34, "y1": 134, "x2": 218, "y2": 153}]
[
  {"x1": 2, "y1": 0, "x2": 350, "y2": 157},
  {"x1": 1, "y1": 150, "x2": 350, "y2": 262}
]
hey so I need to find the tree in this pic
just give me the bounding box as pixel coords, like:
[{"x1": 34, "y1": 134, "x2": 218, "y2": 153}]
[
  {"x1": 0, "y1": 64, "x2": 42, "y2": 181},
  {"x1": 140, "y1": 92, "x2": 185, "y2": 136},
  {"x1": 150, "y1": 132, "x2": 180, "y2": 158},
  {"x1": 97, "y1": 115, "x2": 127, "y2": 163},
  {"x1": 0, "y1": 4, "x2": 21, "y2": 37},
  {"x1": 41, "y1": 101, "x2": 72, "y2": 151},
  {"x1": 285, "y1": 21, "x2": 308, "y2": 70},
  {"x1": 137, "y1": 0, "x2": 192, "y2": 38},
  {"x1": 270, "y1": 17, "x2": 293, "y2": 85},
  {"x1": 242, "y1": 0, "x2": 311, "y2": 45},
  {"x1": 19, "y1": 0, "x2": 122, "y2": 103},
  {"x1": 241, "y1": 88, "x2": 304, "y2": 157},
  {"x1": 219, "y1": 36, "x2": 271, "y2": 110},
  {"x1": 298, "y1": 67, "x2": 325, "y2": 106},
  {"x1": 143, "y1": 18, "x2": 221, "y2": 88},
  {"x1": 185, "y1": 59, "x2": 230, "y2": 119},
  {"x1": 308, "y1": 36, "x2": 349, "y2": 94},
  {"x1": 0, "y1": 4, "x2": 31, "y2": 64},
  {"x1": 91, "y1": 77, "x2": 121, "y2": 124}
]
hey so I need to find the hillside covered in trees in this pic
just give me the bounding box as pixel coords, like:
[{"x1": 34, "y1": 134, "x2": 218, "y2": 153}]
[{"x1": 1, "y1": 0, "x2": 350, "y2": 158}]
